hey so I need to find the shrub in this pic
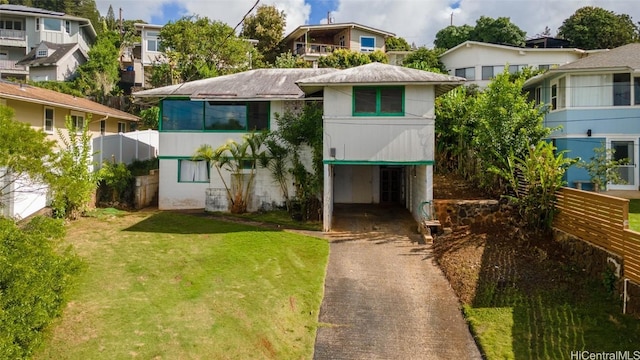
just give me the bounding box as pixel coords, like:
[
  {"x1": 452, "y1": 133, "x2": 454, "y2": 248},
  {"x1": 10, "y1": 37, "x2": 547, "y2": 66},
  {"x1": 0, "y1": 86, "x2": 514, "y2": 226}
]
[{"x1": 0, "y1": 216, "x2": 81, "y2": 358}]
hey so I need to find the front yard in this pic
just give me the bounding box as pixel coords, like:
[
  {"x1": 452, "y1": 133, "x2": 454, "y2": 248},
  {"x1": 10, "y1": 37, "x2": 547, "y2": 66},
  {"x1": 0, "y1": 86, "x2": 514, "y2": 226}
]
[{"x1": 33, "y1": 209, "x2": 329, "y2": 359}]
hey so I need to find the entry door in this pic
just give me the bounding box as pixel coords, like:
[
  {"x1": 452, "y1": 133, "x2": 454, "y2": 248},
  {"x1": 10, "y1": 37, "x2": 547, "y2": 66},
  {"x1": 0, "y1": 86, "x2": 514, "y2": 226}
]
[
  {"x1": 609, "y1": 140, "x2": 637, "y2": 190},
  {"x1": 380, "y1": 167, "x2": 403, "y2": 204}
]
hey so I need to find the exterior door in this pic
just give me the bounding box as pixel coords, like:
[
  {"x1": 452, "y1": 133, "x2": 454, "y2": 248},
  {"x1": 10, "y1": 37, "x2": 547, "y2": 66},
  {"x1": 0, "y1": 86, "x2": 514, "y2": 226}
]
[
  {"x1": 609, "y1": 140, "x2": 637, "y2": 190},
  {"x1": 380, "y1": 167, "x2": 404, "y2": 204}
]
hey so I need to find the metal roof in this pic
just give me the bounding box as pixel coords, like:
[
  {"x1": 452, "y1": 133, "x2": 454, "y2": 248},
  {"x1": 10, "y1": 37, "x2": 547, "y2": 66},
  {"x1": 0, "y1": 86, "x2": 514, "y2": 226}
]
[{"x1": 133, "y1": 68, "x2": 339, "y2": 100}]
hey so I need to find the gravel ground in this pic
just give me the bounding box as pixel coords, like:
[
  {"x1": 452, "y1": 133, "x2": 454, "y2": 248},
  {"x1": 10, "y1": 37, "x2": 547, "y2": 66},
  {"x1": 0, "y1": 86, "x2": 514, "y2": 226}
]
[{"x1": 313, "y1": 204, "x2": 481, "y2": 360}]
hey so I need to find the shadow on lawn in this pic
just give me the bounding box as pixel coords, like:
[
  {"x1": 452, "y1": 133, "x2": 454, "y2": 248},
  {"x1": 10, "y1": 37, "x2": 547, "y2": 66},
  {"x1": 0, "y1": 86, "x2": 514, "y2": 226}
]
[{"x1": 123, "y1": 211, "x2": 276, "y2": 234}]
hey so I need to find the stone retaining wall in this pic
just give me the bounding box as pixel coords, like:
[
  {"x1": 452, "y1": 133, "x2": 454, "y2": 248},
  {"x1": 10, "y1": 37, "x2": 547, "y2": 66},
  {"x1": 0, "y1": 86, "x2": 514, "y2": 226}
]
[
  {"x1": 134, "y1": 169, "x2": 159, "y2": 209},
  {"x1": 433, "y1": 199, "x2": 513, "y2": 230}
]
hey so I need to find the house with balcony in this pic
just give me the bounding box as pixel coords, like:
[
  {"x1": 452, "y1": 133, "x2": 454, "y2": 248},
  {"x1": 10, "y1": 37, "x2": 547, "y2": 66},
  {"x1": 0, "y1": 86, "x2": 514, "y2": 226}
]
[
  {"x1": 0, "y1": 80, "x2": 138, "y2": 219},
  {"x1": 119, "y1": 23, "x2": 166, "y2": 91},
  {"x1": 133, "y1": 63, "x2": 463, "y2": 231},
  {"x1": 282, "y1": 23, "x2": 394, "y2": 65},
  {"x1": 0, "y1": 4, "x2": 96, "y2": 81},
  {"x1": 439, "y1": 40, "x2": 597, "y2": 88},
  {"x1": 524, "y1": 43, "x2": 640, "y2": 191}
]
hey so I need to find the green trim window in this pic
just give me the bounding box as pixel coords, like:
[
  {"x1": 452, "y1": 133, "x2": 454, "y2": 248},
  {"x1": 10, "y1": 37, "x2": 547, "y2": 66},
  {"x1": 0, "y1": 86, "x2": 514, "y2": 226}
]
[
  {"x1": 353, "y1": 86, "x2": 404, "y2": 116},
  {"x1": 161, "y1": 99, "x2": 269, "y2": 132},
  {"x1": 178, "y1": 159, "x2": 209, "y2": 183}
]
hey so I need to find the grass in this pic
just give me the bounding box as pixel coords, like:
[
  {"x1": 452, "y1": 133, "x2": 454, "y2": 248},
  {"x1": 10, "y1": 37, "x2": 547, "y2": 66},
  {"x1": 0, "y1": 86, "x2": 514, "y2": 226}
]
[
  {"x1": 208, "y1": 209, "x2": 322, "y2": 231},
  {"x1": 34, "y1": 210, "x2": 329, "y2": 359},
  {"x1": 628, "y1": 199, "x2": 640, "y2": 231}
]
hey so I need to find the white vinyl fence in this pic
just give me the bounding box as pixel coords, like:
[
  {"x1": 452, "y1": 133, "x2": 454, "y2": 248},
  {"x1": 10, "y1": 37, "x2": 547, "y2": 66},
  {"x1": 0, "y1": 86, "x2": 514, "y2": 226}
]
[{"x1": 93, "y1": 130, "x2": 159, "y2": 168}]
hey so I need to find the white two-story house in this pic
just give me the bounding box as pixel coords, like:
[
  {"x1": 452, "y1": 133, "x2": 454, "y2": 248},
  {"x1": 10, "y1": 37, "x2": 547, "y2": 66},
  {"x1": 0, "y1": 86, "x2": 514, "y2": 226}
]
[
  {"x1": 133, "y1": 63, "x2": 463, "y2": 231},
  {"x1": 120, "y1": 23, "x2": 166, "y2": 90},
  {"x1": 0, "y1": 4, "x2": 96, "y2": 81}
]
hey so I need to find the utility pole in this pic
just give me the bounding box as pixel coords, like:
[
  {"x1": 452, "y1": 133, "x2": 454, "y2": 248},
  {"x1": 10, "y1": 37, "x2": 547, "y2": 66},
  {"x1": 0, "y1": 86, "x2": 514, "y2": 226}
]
[{"x1": 450, "y1": 12, "x2": 453, "y2": 26}]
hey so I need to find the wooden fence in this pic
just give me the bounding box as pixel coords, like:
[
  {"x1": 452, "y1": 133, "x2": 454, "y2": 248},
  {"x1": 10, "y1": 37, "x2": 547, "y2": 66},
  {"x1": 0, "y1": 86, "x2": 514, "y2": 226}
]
[{"x1": 554, "y1": 187, "x2": 640, "y2": 284}]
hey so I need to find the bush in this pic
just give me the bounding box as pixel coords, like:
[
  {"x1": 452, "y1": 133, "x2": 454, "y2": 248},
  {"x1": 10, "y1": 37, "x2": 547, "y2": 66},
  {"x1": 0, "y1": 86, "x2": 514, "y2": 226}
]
[{"x1": 0, "y1": 217, "x2": 81, "y2": 358}]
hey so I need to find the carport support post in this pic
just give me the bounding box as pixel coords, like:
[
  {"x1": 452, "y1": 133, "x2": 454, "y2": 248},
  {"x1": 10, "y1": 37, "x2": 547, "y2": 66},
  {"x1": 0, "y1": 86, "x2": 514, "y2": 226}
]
[{"x1": 323, "y1": 164, "x2": 333, "y2": 232}]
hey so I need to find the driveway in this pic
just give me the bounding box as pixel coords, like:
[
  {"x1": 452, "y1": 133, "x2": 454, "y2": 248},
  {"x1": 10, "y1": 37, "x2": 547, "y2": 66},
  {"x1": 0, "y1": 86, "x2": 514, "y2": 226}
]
[{"x1": 313, "y1": 204, "x2": 482, "y2": 360}]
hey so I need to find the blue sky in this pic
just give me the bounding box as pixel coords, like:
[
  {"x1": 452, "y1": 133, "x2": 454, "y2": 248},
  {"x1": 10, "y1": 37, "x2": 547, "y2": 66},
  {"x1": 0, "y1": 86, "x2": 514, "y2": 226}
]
[{"x1": 97, "y1": 0, "x2": 640, "y2": 48}]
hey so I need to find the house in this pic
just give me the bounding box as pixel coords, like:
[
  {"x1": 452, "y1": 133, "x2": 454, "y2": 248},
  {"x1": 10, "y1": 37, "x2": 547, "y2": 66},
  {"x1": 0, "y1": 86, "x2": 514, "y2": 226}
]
[
  {"x1": 0, "y1": 80, "x2": 139, "y2": 219},
  {"x1": 16, "y1": 41, "x2": 86, "y2": 81},
  {"x1": 523, "y1": 43, "x2": 640, "y2": 191},
  {"x1": 439, "y1": 40, "x2": 595, "y2": 87},
  {"x1": 133, "y1": 63, "x2": 464, "y2": 231},
  {"x1": 0, "y1": 4, "x2": 96, "y2": 81},
  {"x1": 282, "y1": 23, "x2": 394, "y2": 64},
  {"x1": 120, "y1": 23, "x2": 166, "y2": 90}
]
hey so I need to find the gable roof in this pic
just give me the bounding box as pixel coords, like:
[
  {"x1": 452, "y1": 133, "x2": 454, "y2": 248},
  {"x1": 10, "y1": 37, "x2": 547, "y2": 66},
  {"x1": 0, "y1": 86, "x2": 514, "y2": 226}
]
[
  {"x1": 133, "y1": 68, "x2": 339, "y2": 100},
  {"x1": 296, "y1": 62, "x2": 465, "y2": 96},
  {"x1": 0, "y1": 81, "x2": 138, "y2": 121},
  {"x1": 283, "y1": 22, "x2": 395, "y2": 44},
  {"x1": 17, "y1": 42, "x2": 83, "y2": 67},
  {"x1": 440, "y1": 40, "x2": 586, "y2": 58}
]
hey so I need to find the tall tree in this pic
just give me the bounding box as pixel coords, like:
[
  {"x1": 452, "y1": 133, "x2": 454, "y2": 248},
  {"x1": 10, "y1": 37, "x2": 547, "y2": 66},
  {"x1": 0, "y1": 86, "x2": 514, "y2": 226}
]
[
  {"x1": 385, "y1": 36, "x2": 411, "y2": 51},
  {"x1": 559, "y1": 6, "x2": 638, "y2": 49},
  {"x1": 470, "y1": 16, "x2": 526, "y2": 47},
  {"x1": 74, "y1": 30, "x2": 121, "y2": 99},
  {"x1": 159, "y1": 16, "x2": 254, "y2": 82},
  {"x1": 434, "y1": 24, "x2": 474, "y2": 50},
  {"x1": 240, "y1": 4, "x2": 286, "y2": 64},
  {"x1": 105, "y1": 4, "x2": 116, "y2": 31}
]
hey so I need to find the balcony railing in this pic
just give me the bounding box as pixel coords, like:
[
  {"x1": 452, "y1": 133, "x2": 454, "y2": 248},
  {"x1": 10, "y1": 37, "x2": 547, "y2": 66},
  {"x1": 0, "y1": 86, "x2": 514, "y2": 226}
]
[
  {"x1": 0, "y1": 60, "x2": 27, "y2": 72},
  {"x1": 294, "y1": 42, "x2": 346, "y2": 56},
  {"x1": 0, "y1": 29, "x2": 26, "y2": 40}
]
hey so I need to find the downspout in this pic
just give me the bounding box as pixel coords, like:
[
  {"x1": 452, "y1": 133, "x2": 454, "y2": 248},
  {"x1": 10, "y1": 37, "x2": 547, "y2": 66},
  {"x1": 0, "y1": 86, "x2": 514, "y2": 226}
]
[{"x1": 623, "y1": 278, "x2": 629, "y2": 314}]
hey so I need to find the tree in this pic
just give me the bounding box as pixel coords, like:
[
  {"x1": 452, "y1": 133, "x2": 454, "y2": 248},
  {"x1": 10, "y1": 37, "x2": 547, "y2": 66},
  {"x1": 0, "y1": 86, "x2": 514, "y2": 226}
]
[
  {"x1": 318, "y1": 49, "x2": 372, "y2": 68},
  {"x1": 0, "y1": 106, "x2": 57, "y2": 212},
  {"x1": 434, "y1": 24, "x2": 474, "y2": 50},
  {"x1": 159, "y1": 16, "x2": 254, "y2": 82},
  {"x1": 558, "y1": 6, "x2": 639, "y2": 49},
  {"x1": 577, "y1": 143, "x2": 629, "y2": 191},
  {"x1": 385, "y1": 36, "x2": 411, "y2": 51},
  {"x1": 104, "y1": 4, "x2": 116, "y2": 32},
  {"x1": 241, "y1": 4, "x2": 286, "y2": 64},
  {"x1": 274, "y1": 52, "x2": 309, "y2": 68},
  {"x1": 470, "y1": 16, "x2": 526, "y2": 47},
  {"x1": 74, "y1": 30, "x2": 121, "y2": 99},
  {"x1": 402, "y1": 47, "x2": 446, "y2": 73}
]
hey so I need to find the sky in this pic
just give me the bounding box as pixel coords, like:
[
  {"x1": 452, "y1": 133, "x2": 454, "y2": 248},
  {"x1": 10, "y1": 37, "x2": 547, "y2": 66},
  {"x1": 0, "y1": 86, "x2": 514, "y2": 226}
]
[{"x1": 95, "y1": 0, "x2": 640, "y2": 47}]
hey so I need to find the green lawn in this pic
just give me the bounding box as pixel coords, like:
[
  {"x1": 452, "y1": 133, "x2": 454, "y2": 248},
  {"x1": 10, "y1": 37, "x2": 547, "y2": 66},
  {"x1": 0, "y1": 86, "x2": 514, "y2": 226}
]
[
  {"x1": 629, "y1": 199, "x2": 640, "y2": 231},
  {"x1": 34, "y1": 210, "x2": 329, "y2": 359}
]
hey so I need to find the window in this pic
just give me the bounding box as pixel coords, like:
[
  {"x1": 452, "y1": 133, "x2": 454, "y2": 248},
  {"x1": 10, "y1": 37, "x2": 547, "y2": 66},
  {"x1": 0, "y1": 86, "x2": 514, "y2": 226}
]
[
  {"x1": 571, "y1": 74, "x2": 611, "y2": 107},
  {"x1": 508, "y1": 64, "x2": 527, "y2": 74},
  {"x1": 551, "y1": 84, "x2": 557, "y2": 109},
  {"x1": 65, "y1": 20, "x2": 70, "y2": 34},
  {"x1": 43, "y1": 18, "x2": 61, "y2": 31},
  {"x1": 118, "y1": 122, "x2": 127, "y2": 133},
  {"x1": 44, "y1": 107, "x2": 54, "y2": 133},
  {"x1": 100, "y1": 120, "x2": 106, "y2": 135},
  {"x1": 613, "y1": 73, "x2": 631, "y2": 106},
  {"x1": 635, "y1": 77, "x2": 640, "y2": 105},
  {"x1": 70, "y1": 113, "x2": 84, "y2": 132},
  {"x1": 455, "y1": 67, "x2": 475, "y2": 80},
  {"x1": 37, "y1": 49, "x2": 48, "y2": 58},
  {"x1": 534, "y1": 86, "x2": 542, "y2": 106},
  {"x1": 538, "y1": 64, "x2": 551, "y2": 71},
  {"x1": 178, "y1": 160, "x2": 209, "y2": 183},
  {"x1": 35, "y1": 18, "x2": 39, "y2": 31},
  {"x1": 339, "y1": 35, "x2": 345, "y2": 47},
  {"x1": 481, "y1": 66, "x2": 503, "y2": 80},
  {"x1": 146, "y1": 31, "x2": 162, "y2": 52},
  {"x1": 161, "y1": 99, "x2": 269, "y2": 131},
  {"x1": 360, "y1": 36, "x2": 375, "y2": 52},
  {"x1": 353, "y1": 86, "x2": 404, "y2": 116}
]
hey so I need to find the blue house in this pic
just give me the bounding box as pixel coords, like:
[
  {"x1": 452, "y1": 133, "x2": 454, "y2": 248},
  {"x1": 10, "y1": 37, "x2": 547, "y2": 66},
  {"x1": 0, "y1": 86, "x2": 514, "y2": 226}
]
[{"x1": 524, "y1": 43, "x2": 640, "y2": 191}]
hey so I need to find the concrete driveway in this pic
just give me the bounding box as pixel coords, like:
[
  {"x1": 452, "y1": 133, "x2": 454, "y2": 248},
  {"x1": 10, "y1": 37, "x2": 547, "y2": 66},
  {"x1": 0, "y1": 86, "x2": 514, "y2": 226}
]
[{"x1": 313, "y1": 204, "x2": 482, "y2": 360}]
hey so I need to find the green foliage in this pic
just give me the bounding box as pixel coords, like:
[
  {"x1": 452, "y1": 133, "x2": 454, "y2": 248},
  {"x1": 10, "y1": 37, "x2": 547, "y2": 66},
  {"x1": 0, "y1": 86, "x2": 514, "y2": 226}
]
[
  {"x1": 274, "y1": 52, "x2": 309, "y2": 68},
  {"x1": 49, "y1": 115, "x2": 98, "y2": 219},
  {"x1": 471, "y1": 16, "x2": 526, "y2": 47},
  {"x1": 26, "y1": 80, "x2": 85, "y2": 97},
  {"x1": 318, "y1": 48, "x2": 371, "y2": 69},
  {"x1": 139, "y1": 106, "x2": 159, "y2": 129},
  {"x1": 434, "y1": 24, "x2": 474, "y2": 50},
  {"x1": 127, "y1": 158, "x2": 159, "y2": 177},
  {"x1": 104, "y1": 4, "x2": 116, "y2": 31},
  {"x1": 160, "y1": 16, "x2": 254, "y2": 82},
  {"x1": 273, "y1": 103, "x2": 323, "y2": 220},
  {"x1": 0, "y1": 106, "x2": 57, "y2": 211},
  {"x1": 149, "y1": 63, "x2": 178, "y2": 88},
  {"x1": 402, "y1": 47, "x2": 446, "y2": 73},
  {"x1": 493, "y1": 141, "x2": 575, "y2": 229},
  {"x1": 75, "y1": 30, "x2": 121, "y2": 99},
  {"x1": 577, "y1": 143, "x2": 629, "y2": 191},
  {"x1": 559, "y1": 6, "x2": 639, "y2": 50},
  {"x1": 194, "y1": 132, "x2": 266, "y2": 213},
  {"x1": 368, "y1": 50, "x2": 388, "y2": 64},
  {"x1": 240, "y1": 5, "x2": 286, "y2": 64},
  {"x1": 97, "y1": 161, "x2": 132, "y2": 203},
  {"x1": 385, "y1": 36, "x2": 411, "y2": 51},
  {"x1": 259, "y1": 138, "x2": 292, "y2": 211},
  {"x1": 0, "y1": 216, "x2": 81, "y2": 359}
]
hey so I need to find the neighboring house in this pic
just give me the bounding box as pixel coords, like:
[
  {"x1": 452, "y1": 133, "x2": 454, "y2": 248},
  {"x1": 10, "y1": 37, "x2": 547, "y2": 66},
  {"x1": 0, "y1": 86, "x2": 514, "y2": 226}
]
[
  {"x1": 523, "y1": 43, "x2": 640, "y2": 191},
  {"x1": 439, "y1": 40, "x2": 595, "y2": 88},
  {"x1": 16, "y1": 41, "x2": 86, "y2": 81},
  {"x1": 120, "y1": 23, "x2": 166, "y2": 90},
  {"x1": 0, "y1": 4, "x2": 96, "y2": 80},
  {"x1": 282, "y1": 23, "x2": 394, "y2": 64},
  {"x1": 133, "y1": 63, "x2": 463, "y2": 231},
  {"x1": 0, "y1": 80, "x2": 139, "y2": 219}
]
